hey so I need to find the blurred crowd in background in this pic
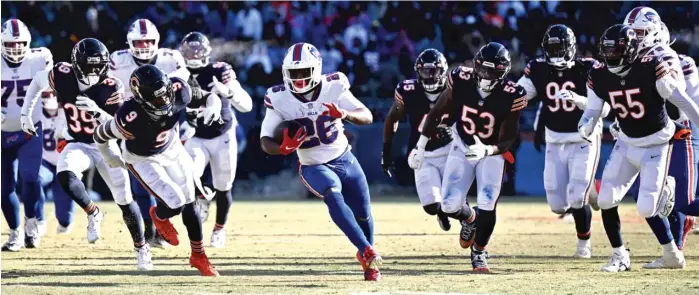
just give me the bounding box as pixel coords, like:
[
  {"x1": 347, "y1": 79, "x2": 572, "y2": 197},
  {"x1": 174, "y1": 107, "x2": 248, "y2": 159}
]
[{"x1": 3, "y1": 1, "x2": 699, "y2": 197}]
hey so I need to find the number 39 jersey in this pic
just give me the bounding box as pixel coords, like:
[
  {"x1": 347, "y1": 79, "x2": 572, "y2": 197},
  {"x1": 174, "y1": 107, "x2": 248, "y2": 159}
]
[
  {"x1": 114, "y1": 77, "x2": 191, "y2": 157},
  {"x1": 261, "y1": 71, "x2": 367, "y2": 165},
  {"x1": 587, "y1": 56, "x2": 670, "y2": 139},
  {"x1": 1, "y1": 47, "x2": 53, "y2": 132},
  {"x1": 50, "y1": 62, "x2": 124, "y2": 143},
  {"x1": 448, "y1": 66, "x2": 527, "y2": 146},
  {"x1": 523, "y1": 57, "x2": 598, "y2": 133},
  {"x1": 394, "y1": 79, "x2": 452, "y2": 152}
]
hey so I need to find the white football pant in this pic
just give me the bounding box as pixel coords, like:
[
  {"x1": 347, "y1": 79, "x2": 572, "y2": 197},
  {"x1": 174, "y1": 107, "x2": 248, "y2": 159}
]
[
  {"x1": 544, "y1": 134, "x2": 601, "y2": 214},
  {"x1": 440, "y1": 139, "x2": 505, "y2": 213},
  {"x1": 126, "y1": 140, "x2": 195, "y2": 209},
  {"x1": 414, "y1": 145, "x2": 450, "y2": 206},
  {"x1": 57, "y1": 142, "x2": 132, "y2": 205},
  {"x1": 184, "y1": 127, "x2": 238, "y2": 191},
  {"x1": 598, "y1": 140, "x2": 672, "y2": 218}
]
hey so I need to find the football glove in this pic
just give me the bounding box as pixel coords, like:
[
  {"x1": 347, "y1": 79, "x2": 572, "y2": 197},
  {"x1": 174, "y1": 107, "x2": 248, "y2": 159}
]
[
  {"x1": 407, "y1": 135, "x2": 428, "y2": 170},
  {"x1": 56, "y1": 140, "x2": 67, "y2": 153},
  {"x1": 279, "y1": 128, "x2": 307, "y2": 155},
  {"x1": 609, "y1": 120, "x2": 620, "y2": 140},
  {"x1": 322, "y1": 103, "x2": 347, "y2": 119},
  {"x1": 555, "y1": 89, "x2": 586, "y2": 110},
  {"x1": 381, "y1": 142, "x2": 393, "y2": 177},
  {"x1": 199, "y1": 102, "x2": 221, "y2": 126},
  {"x1": 465, "y1": 136, "x2": 494, "y2": 161},
  {"x1": 208, "y1": 76, "x2": 233, "y2": 99},
  {"x1": 20, "y1": 114, "x2": 37, "y2": 136},
  {"x1": 76, "y1": 95, "x2": 107, "y2": 121},
  {"x1": 180, "y1": 122, "x2": 196, "y2": 142},
  {"x1": 577, "y1": 116, "x2": 594, "y2": 143}
]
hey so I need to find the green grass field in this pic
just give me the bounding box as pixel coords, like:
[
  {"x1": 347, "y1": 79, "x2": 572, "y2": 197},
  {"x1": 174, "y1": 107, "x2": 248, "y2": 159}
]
[{"x1": 3, "y1": 198, "x2": 699, "y2": 295}]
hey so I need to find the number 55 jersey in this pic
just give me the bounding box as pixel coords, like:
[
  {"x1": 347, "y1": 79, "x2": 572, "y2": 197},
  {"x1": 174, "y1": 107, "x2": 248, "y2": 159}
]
[{"x1": 260, "y1": 71, "x2": 367, "y2": 165}]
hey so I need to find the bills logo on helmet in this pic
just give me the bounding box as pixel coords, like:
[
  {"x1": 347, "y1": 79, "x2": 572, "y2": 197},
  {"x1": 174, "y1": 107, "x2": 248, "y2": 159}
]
[
  {"x1": 308, "y1": 46, "x2": 321, "y2": 60},
  {"x1": 644, "y1": 11, "x2": 659, "y2": 23}
]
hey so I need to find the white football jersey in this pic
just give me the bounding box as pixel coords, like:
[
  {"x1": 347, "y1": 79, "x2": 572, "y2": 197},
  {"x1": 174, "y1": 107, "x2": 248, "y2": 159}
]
[
  {"x1": 109, "y1": 48, "x2": 188, "y2": 99},
  {"x1": 40, "y1": 111, "x2": 60, "y2": 166},
  {"x1": 260, "y1": 72, "x2": 366, "y2": 165},
  {"x1": 680, "y1": 55, "x2": 698, "y2": 101},
  {"x1": 644, "y1": 44, "x2": 689, "y2": 122},
  {"x1": 1, "y1": 47, "x2": 53, "y2": 132}
]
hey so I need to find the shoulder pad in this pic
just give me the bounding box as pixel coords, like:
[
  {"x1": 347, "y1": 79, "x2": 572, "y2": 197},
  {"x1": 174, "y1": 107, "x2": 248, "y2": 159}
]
[
  {"x1": 109, "y1": 49, "x2": 132, "y2": 70},
  {"x1": 448, "y1": 66, "x2": 474, "y2": 89},
  {"x1": 394, "y1": 79, "x2": 417, "y2": 105},
  {"x1": 324, "y1": 71, "x2": 350, "y2": 92},
  {"x1": 680, "y1": 55, "x2": 697, "y2": 78},
  {"x1": 102, "y1": 77, "x2": 125, "y2": 106},
  {"x1": 212, "y1": 62, "x2": 236, "y2": 84},
  {"x1": 30, "y1": 47, "x2": 53, "y2": 65},
  {"x1": 264, "y1": 84, "x2": 287, "y2": 110},
  {"x1": 524, "y1": 57, "x2": 548, "y2": 77}
]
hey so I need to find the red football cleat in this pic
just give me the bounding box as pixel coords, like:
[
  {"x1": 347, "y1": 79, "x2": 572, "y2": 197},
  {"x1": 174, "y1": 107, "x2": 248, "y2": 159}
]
[
  {"x1": 190, "y1": 252, "x2": 220, "y2": 277},
  {"x1": 149, "y1": 206, "x2": 179, "y2": 246},
  {"x1": 357, "y1": 246, "x2": 382, "y2": 281}
]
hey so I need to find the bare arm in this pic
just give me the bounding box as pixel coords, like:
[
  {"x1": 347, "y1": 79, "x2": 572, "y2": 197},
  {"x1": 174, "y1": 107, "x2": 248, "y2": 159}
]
[
  {"x1": 337, "y1": 90, "x2": 373, "y2": 125},
  {"x1": 419, "y1": 86, "x2": 452, "y2": 139},
  {"x1": 383, "y1": 101, "x2": 406, "y2": 147},
  {"x1": 492, "y1": 110, "x2": 521, "y2": 155}
]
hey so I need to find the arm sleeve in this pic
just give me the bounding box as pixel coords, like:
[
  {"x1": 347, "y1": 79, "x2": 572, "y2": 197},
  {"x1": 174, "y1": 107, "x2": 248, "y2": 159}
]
[
  {"x1": 21, "y1": 69, "x2": 51, "y2": 116},
  {"x1": 42, "y1": 48, "x2": 54, "y2": 71},
  {"x1": 664, "y1": 84, "x2": 699, "y2": 126},
  {"x1": 226, "y1": 79, "x2": 253, "y2": 112},
  {"x1": 260, "y1": 109, "x2": 284, "y2": 138},
  {"x1": 516, "y1": 75, "x2": 538, "y2": 101},
  {"x1": 93, "y1": 118, "x2": 127, "y2": 144},
  {"x1": 578, "y1": 86, "x2": 605, "y2": 134}
]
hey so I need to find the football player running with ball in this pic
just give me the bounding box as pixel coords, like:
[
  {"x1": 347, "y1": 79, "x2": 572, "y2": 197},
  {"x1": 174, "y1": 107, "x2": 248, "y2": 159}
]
[
  {"x1": 178, "y1": 31, "x2": 253, "y2": 248},
  {"x1": 409, "y1": 42, "x2": 526, "y2": 272},
  {"x1": 382, "y1": 48, "x2": 454, "y2": 231},
  {"x1": 259, "y1": 43, "x2": 381, "y2": 281},
  {"x1": 94, "y1": 65, "x2": 222, "y2": 276},
  {"x1": 579, "y1": 24, "x2": 699, "y2": 272},
  {"x1": 517, "y1": 24, "x2": 608, "y2": 259}
]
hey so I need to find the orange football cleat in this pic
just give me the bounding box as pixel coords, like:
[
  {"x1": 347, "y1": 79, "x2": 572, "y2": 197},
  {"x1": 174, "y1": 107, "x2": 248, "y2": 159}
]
[
  {"x1": 681, "y1": 217, "x2": 695, "y2": 250},
  {"x1": 190, "y1": 252, "x2": 220, "y2": 277},
  {"x1": 149, "y1": 206, "x2": 179, "y2": 246}
]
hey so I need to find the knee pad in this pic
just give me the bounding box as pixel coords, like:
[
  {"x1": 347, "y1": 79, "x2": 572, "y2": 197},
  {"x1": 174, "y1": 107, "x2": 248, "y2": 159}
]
[
  {"x1": 423, "y1": 203, "x2": 441, "y2": 216},
  {"x1": 550, "y1": 206, "x2": 569, "y2": 215},
  {"x1": 636, "y1": 201, "x2": 657, "y2": 218}
]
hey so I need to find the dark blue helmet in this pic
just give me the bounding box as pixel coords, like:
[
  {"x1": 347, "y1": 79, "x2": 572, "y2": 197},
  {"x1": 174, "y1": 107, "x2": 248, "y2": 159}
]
[
  {"x1": 71, "y1": 38, "x2": 110, "y2": 86},
  {"x1": 414, "y1": 48, "x2": 448, "y2": 93},
  {"x1": 542, "y1": 24, "x2": 577, "y2": 69},
  {"x1": 129, "y1": 64, "x2": 173, "y2": 119},
  {"x1": 473, "y1": 42, "x2": 511, "y2": 92},
  {"x1": 599, "y1": 24, "x2": 640, "y2": 75},
  {"x1": 179, "y1": 32, "x2": 211, "y2": 69}
]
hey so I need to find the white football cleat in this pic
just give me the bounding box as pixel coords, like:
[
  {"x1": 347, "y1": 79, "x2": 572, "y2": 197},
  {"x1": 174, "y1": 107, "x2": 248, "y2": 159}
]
[
  {"x1": 601, "y1": 251, "x2": 631, "y2": 272},
  {"x1": 36, "y1": 220, "x2": 47, "y2": 237},
  {"x1": 57, "y1": 224, "x2": 72, "y2": 234},
  {"x1": 574, "y1": 246, "x2": 591, "y2": 259},
  {"x1": 87, "y1": 209, "x2": 104, "y2": 243},
  {"x1": 210, "y1": 229, "x2": 226, "y2": 248},
  {"x1": 24, "y1": 217, "x2": 41, "y2": 248},
  {"x1": 136, "y1": 245, "x2": 153, "y2": 271},
  {"x1": 2, "y1": 229, "x2": 24, "y2": 252},
  {"x1": 643, "y1": 250, "x2": 686, "y2": 269}
]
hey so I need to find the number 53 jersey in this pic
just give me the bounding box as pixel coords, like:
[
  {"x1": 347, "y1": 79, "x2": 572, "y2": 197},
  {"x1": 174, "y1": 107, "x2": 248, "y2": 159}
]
[{"x1": 260, "y1": 72, "x2": 367, "y2": 165}]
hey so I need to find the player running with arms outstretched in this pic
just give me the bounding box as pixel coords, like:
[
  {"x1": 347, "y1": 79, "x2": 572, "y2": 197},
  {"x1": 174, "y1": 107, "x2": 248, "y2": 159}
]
[
  {"x1": 409, "y1": 42, "x2": 526, "y2": 272},
  {"x1": 259, "y1": 43, "x2": 381, "y2": 281}
]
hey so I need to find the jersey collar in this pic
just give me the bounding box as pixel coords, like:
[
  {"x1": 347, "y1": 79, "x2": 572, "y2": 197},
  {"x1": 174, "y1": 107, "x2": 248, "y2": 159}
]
[{"x1": 291, "y1": 80, "x2": 323, "y2": 103}]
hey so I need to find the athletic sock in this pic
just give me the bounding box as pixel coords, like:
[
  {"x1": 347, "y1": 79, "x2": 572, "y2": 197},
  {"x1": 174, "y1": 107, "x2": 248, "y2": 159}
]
[
  {"x1": 572, "y1": 205, "x2": 592, "y2": 240},
  {"x1": 214, "y1": 190, "x2": 232, "y2": 227},
  {"x1": 645, "y1": 215, "x2": 673, "y2": 245},
  {"x1": 474, "y1": 209, "x2": 496, "y2": 248},
  {"x1": 57, "y1": 171, "x2": 94, "y2": 213},
  {"x1": 601, "y1": 207, "x2": 623, "y2": 248},
  {"x1": 182, "y1": 202, "x2": 204, "y2": 242},
  {"x1": 118, "y1": 202, "x2": 145, "y2": 246}
]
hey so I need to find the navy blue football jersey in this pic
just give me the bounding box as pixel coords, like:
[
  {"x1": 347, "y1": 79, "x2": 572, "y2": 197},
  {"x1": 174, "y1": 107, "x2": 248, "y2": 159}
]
[
  {"x1": 114, "y1": 77, "x2": 191, "y2": 156},
  {"x1": 186, "y1": 62, "x2": 235, "y2": 139},
  {"x1": 524, "y1": 57, "x2": 598, "y2": 133},
  {"x1": 49, "y1": 62, "x2": 124, "y2": 143},
  {"x1": 448, "y1": 66, "x2": 527, "y2": 146},
  {"x1": 394, "y1": 79, "x2": 452, "y2": 151},
  {"x1": 587, "y1": 55, "x2": 670, "y2": 138}
]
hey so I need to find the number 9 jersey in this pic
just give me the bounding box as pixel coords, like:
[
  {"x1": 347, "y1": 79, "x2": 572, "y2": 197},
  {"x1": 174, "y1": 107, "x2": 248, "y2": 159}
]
[{"x1": 260, "y1": 71, "x2": 367, "y2": 165}]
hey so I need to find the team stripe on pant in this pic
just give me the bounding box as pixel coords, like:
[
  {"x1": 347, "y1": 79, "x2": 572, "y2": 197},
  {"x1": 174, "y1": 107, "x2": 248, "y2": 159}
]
[
  {"x1": 126, "y1": 164, "x2": 168, "y2": 208},
  {"x1": 298, "y1": 165, "x2": 324, "y2": 199},
  {"x1": 685, "y1": 121, "x2": 695, "y2": 205}
]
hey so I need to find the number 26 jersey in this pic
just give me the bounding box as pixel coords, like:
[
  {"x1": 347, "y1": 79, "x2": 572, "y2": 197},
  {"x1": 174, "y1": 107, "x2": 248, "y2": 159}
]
[{"x1": 260, "y1": 72, "x2": 367, "y2": 165}]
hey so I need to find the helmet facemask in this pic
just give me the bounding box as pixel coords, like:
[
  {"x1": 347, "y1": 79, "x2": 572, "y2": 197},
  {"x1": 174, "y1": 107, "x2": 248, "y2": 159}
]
[
  {"x1": 417, "y1": 64, "x2": 446, "y2": 93},
  {"x1": 599, "y1": 39, "x2": 637, "y2": 76},
  {"x1": 2, "y1": 41, "x2": 28, "y2": 63},
  {"x1": 283, "y1": 66, "x2": 319, "y2": 94},
  {"x1": 131, "y1": 39, "x2": 157, "y2": 61},
  {"x1": 543, "y1": 37, "x2": 575, "y2": 69},
  {"x1": 180, "y1": 38, "x2": 211, "y2": 69},
  {"x1": 474, "y1": 61, "x2": 508, "y2": 92}
]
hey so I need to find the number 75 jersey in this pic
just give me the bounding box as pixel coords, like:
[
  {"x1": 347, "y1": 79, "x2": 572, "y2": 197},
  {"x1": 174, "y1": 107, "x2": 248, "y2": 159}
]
[{"x1": 261, "y1": 72, "x2": 367, "y2": 165}]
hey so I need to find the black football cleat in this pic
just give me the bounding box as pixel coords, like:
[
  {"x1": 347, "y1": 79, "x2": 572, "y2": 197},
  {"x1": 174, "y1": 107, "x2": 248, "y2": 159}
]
[
  {"x1": 471, "y1": 247, "x2": 489, "y2": 273},
  {"x1": 437, "y1": 213, "x2": 451, "y2": 231},
  {"x1": 459, "y1": 220, "x2": 477, "y2": 249}
]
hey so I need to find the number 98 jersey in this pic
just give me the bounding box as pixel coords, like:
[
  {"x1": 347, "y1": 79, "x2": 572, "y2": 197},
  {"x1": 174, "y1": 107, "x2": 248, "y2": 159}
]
[
  {"x1": 50, "y1": 62, "x2": 124, "y2": 143},
  {"x1": 261, "y1": 71, "x2": 367, "y2": 165},
  {"x1": 448, "y1": 66, "x2": 527, "y2": 146}
]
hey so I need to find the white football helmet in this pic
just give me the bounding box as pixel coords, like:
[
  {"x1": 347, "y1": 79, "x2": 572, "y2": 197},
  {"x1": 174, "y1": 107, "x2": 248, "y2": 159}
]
[
  {"x1": 41, "y1": 90, "x2": 58, "y2": 113},
  {"x1": 658, "y1": 22, "x2": 671, "y2": 46},
  {"x1": 1, "y1": 19, "x2": 31, "y2": 63},
  {"x1": 623, "y1": 6, "x2": 662, "y2": 52},
  {"x1": 282, "y1": 43, "x2": 323, "y2": 93},
  {"x1": 126, "y1": 19, "x2": 160, "y2": 60}
]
